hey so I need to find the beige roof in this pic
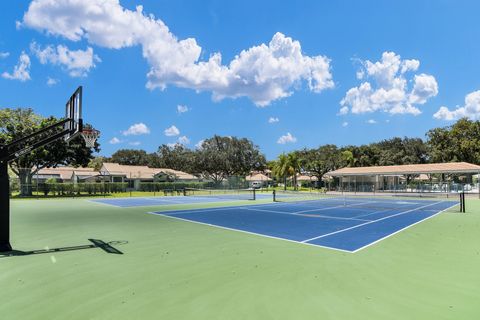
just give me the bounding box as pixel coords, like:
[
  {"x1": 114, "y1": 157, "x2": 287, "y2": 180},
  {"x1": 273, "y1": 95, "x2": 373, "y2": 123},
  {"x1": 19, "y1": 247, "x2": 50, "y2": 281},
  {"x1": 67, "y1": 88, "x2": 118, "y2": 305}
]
[
  {"x1": 153, "y1": 168, "x2": 197, "y2": 180},
  {"x1": 35, "y1": 167, "x2": 97, "y2": 180},
  {"x1": 101, "y1": 163, "x2": 154, "y2": 179},
  {"x1": 101, "y1": 162, "x2": 197, "y2": 180},
  {"x1": 328, "y1": 162, "x2": 480, "y2": 176},
  {"x1": 246, "y1": 173, "x2": 272, "y2": 181},
  {"x1": 296, "y1": 174, "x2": 318, "y2": 181}
]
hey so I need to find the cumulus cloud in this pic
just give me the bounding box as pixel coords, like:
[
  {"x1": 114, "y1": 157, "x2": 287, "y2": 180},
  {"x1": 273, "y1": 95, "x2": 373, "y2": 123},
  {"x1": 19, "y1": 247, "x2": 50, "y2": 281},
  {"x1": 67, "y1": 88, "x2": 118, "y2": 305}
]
[
  {"x1": 340, "y1": 52, "x2": 437, "y2": 116},
  {"x1": 177, "y1": 104, "x2": 189, "y2": 113},
  {"x1": 164, "y1": 125, "x2": 180, "y2": 137},
  {"x1": 122, "y1": 123, "x2": 150, "y2": 136},
  {"x1": 109, "y1": 137, "x2": 121, "y2": 144},
  {"x1": 195, "y1": 139, "x2": 205, "y2": 149},
  {"x1": 0, "y1": 52, "x2": 9, "y2": 59},
  {"x1": 277, "y1": 132, "x2": 297, "y2": 144},
  {"x1": 22, "y1": 0, "x2": 333, "y2": 106},
  {"x1": 366, "y1": 119, "x2": 377, "y2": 124},
  {"x1": 433, "y1": 90, "x2": 480, "y2": 120},
  {"x1": 129, "y1": 141, "x2": 141, "y2": 146},
  {"x1": 268, "y1": 117, "x2": 279, "y2": 123},
  {"x1": 31, "y1": 42, "x2": 100, "y2": 77},
  {"x1": 177, "y1": 135, "x2": 190, "y2": 144},
  {"x1": 46, "y1": 77, "x2": 58, "y2": 86},
  {"x1": 342, "y1": 121, "x2": 349, "y2": 127},
  {"x1": 1, "y1": 51, "x2": 31, "y2": 81}
]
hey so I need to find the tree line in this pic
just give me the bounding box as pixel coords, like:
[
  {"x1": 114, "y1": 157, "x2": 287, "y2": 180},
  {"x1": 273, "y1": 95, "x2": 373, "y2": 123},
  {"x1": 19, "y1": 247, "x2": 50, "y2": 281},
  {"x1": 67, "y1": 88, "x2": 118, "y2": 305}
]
[
  {"x1": 95, "y1": 136, "x2": 267, "y2": 184},
  {"x1": 2, "y1": 107, "x2": 480, "y2": 195},
  {"x1": 98, "y1": 118, "x2": 480, "y2": 188}
]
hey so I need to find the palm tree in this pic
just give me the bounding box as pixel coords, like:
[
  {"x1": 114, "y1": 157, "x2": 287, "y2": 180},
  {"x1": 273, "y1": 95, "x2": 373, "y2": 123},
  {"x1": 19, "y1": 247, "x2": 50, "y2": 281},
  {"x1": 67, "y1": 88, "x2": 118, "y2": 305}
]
[
  {"x1": 272, "y1": 152, "x2": 302, "y2": 190},
  {"x1": 272, "y1": 154, "x2": 289, "y2": 190},
  {"x1": 287, "y1": 152, "x2": 301, "y2": 190}
]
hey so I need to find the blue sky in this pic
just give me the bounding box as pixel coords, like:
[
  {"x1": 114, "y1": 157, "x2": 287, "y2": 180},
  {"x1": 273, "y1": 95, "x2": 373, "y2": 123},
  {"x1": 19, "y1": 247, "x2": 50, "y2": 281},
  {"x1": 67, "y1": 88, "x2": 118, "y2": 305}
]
[{"x1": 1, "y1": 0, "x2": 480, "y2": 160}]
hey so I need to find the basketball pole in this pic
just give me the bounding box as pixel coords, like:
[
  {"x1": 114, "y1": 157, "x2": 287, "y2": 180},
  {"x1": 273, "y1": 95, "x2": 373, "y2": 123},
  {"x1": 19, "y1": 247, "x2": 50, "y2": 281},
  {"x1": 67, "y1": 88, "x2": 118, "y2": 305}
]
[{"x1": 0, "y1": 147, "x2": 12, "y2": 252}]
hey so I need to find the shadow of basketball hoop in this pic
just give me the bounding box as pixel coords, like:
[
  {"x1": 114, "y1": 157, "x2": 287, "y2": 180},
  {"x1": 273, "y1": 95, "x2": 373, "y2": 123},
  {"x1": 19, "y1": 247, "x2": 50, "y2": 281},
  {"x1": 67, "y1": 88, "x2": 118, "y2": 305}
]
[{"x1": 0, "y1": 239, "x2": 128, "y2": 258}]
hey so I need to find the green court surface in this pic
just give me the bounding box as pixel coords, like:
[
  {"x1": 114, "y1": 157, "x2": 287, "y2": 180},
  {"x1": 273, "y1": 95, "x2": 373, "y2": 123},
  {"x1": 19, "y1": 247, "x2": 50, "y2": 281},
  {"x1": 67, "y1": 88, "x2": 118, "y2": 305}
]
[{"x1": 1, "y1": 197, "x2": 480, "y2": 320}]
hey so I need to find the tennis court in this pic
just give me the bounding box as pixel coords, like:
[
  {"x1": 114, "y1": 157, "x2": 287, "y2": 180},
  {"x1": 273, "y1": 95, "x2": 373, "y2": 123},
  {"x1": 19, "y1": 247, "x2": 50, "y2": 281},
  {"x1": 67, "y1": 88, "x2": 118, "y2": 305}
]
[
  {"x1": 90, "y1": 188, "x2": 265, "y2": 207},
  {"x1": 151, "y1": 194, "x2": 458, "y2": 252}
]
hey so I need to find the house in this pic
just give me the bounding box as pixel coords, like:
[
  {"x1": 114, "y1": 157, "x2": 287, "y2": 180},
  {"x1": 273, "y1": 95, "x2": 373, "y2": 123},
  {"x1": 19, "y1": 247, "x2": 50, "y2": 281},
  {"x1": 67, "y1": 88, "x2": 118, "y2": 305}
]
[
  {"x1": 245, "y1": 173, "x2": 272, "y2": 187},
  {"x1": 99, "y1": 162, "x2": 198, "y2": 189},
  {"x1": 33, "y1": 167, "x2": 100, "y2": 183}
]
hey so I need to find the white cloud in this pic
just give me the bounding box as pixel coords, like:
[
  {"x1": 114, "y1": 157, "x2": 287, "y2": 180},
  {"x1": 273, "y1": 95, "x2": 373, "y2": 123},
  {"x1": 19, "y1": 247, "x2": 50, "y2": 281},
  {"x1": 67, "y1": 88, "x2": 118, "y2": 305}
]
[
  {"x1": 164, "y1": 125, "x2": 180, "y2": 137},
  {"x1": 366, "y1": 119, "x2": 377, "y2": 124},
  {"x1": 195, "y1": 139, "x2": 205, "y2": 149},
  {"x1": 1, "y1": 52, "x2": 31, "y2": 81},
  {"x1": 268, "y1": 117, "x2": 279, "y2": 123},
  {"x1": 22, "y1": 0, "x2": 333, "y2": 106},
  {"x1": 177, "y1": 135, "x2": 190, "y2": 144},
  {"x1": 342, "y1": 121, "x2": 349, "y2": 127},
  {"x1": 109, "y1": 137, "x2": 121, "y2": 144},
  {"x1": 433, "y1": 90, "x2": 480, "y2": 120},
  {"x1": 166, "y1": 142, "x2": 179, "y2": 148},
  {"x1": 277, "y1": 132, "x2": 297, "y2": 144},
  {"x1": 122, "y1": 123, "x2": 150, "y2": 136},
  {"x1": 177, "y1": 104, "x2": 189, "y2": 113},
  {"x1": 338, "y1": 106, "x2": 349, "y2": 115},
  {"x1": 340, "y1": 52, "x2": 437, "y2": 116},
  {"x1": 31, "y1": 42, "x2": 100, "y2": 77},
  {"x1": 129, "y1": 141, "x2": 141, "y2": 146},
  {"x1": 46, "y1": 77, "x2": 58, "y2": 86},
  {"x1": 0, "y1": 52, "x2": 9, "y2": 59},
  {"x1": 409, "y1": 74, "x2": 438, "y2": 104}
]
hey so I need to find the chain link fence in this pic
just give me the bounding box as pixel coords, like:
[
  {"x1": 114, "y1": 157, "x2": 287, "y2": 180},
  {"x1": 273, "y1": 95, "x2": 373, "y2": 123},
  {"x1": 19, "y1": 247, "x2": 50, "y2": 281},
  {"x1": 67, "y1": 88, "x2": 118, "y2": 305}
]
[{"x1": 8, "y1": 168, "x2": 251, "y2": 199}]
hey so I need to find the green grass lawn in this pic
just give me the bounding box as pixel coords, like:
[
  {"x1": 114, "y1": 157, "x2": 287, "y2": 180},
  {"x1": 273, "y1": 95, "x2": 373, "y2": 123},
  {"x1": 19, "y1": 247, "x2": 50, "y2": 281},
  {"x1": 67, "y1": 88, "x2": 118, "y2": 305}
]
[{"x1": 1, "y1": 197, "x2": 479, "y2": 319}]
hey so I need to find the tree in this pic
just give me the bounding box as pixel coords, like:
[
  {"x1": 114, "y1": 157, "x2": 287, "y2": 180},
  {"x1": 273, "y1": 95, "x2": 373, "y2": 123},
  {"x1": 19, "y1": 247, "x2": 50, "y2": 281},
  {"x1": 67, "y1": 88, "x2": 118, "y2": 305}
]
[
  {"x1": 287, "y1": 152, "x2": 301, "y2": 190},
  {"x1": 88, "y1": 156, "x2": 108, "y2": 170},
  {"x1": 448, "y1": 118, "x2": 480, "y2": 164},
  {"x1": 272, "y1": 153, "x2": 290, "y2": 190},
  {"x1": 426, "y1": 118, "x2": 480, "y2": 164},
  {"x1": 0, "y1": 108, "x2": 99, "y2": 196},
  {"x1": 110, "y1": 149, "x2": 149, "y2": 166},
  {"x1": 300, "y1": 145, "x2": 343, "y2": 186},
  {"x1": 154, "y1": 144, "x2": 197, "y2": 173},
  {"x1": 426, "y1": 127, "x2": 453, "y2": 163},
  {"x1": 195, "y1": 135, "x2": 266, "y2": 185}
]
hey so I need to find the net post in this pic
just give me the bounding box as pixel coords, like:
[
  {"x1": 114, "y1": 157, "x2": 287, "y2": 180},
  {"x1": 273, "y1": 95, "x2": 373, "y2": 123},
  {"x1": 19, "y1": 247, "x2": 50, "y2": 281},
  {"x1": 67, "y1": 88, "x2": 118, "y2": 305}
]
[
  {"x1": 273, "y1": 190, "x2": 276, "y2": 202},
  {"x1": 183, "y1": 188, "x2": 187, "y2": 196},
  {"x1": 459, "y1": 193, "x2": 462, "y2": 212},
  {"x1": 252, "y1": 188, "x2": 256, "y2": 201},
  {"x1": 0, "y1": 152, "x2": 12, "y2": 252}
]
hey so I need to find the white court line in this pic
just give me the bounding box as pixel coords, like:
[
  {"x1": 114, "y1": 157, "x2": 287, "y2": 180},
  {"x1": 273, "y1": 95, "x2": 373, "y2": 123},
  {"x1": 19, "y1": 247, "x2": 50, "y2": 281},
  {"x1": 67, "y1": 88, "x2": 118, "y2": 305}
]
[
  {"x1": 143, "y1": 198, "x2": 185, "y2": 204},
  {"x1": 147, "y1": 211, "x2": 353, "y2": 253},
  {"x1": 147, "y1": 201, "x2": 458, "y2": 253},
  {"x1": 243, "y1": 207, "x2": 370, "y2": 222},
  {"x1": 160, "y1": 200, "x2": 372, "y2": 217},
  {"x1": 351, "y1": 202, "x2": 459, "y2": 253},
  {"x1": 87, "y1": 199, "x2": 116, "y2": 207},
  {"x1": 301, "y1": 201, "x2": 446, "y2": 243}
]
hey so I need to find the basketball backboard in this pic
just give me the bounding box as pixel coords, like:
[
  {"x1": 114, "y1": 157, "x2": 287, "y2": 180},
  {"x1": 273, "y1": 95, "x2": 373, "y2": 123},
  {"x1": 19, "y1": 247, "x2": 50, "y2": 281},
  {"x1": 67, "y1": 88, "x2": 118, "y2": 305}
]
[{"x1": 64, "y1": 86, "x2": 83, "y2": 141}]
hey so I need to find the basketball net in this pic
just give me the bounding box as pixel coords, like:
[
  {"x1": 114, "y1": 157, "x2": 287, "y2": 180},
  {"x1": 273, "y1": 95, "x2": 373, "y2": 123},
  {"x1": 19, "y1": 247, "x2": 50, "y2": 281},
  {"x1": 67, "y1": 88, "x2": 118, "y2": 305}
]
[{"x1": 80, "y1": 128, "x2": 100, "y2": 148}]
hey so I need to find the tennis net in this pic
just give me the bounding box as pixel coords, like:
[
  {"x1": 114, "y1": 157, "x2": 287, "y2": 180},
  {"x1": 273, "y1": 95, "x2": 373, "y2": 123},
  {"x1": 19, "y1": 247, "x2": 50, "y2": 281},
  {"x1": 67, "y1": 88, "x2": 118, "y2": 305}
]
[
  {"x1": 184, "y1": 188, "x2": 256, "y2": 201},
  {"x1": 272, "y1": 190, "x2": 460, "y2": 212}
]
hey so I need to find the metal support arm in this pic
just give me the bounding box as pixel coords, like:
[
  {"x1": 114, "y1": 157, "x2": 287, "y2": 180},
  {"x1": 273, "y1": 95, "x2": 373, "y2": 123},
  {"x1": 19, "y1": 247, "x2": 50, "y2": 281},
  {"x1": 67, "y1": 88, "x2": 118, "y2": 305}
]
[{"x1": 0, "y1": 118, "x2": 75, "y2": 252}]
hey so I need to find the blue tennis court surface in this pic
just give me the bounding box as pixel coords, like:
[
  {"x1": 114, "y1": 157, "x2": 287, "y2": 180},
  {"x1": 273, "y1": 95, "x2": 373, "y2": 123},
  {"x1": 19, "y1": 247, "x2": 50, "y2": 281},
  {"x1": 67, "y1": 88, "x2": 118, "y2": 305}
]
[
  {"x1": 90, "y1": 193, "x2": 271, "y2": 207},
  {"x1": 150, "y1": 197, "x2": 457, "y2": 252}
]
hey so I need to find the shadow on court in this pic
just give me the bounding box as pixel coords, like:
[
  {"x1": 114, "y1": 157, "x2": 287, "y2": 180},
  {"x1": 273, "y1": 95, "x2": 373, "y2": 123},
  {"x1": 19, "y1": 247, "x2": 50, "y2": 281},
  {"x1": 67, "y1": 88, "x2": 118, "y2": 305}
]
[{"x1": 0, "y1": 239, "x2": 127, "y2": 258}]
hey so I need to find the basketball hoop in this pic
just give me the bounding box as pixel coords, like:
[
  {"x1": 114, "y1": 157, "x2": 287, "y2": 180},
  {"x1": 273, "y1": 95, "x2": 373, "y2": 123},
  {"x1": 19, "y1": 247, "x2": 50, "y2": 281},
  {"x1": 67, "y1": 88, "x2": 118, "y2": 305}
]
[{"x1": 80, "y1": 128, "x2": 100, "y2": 148}]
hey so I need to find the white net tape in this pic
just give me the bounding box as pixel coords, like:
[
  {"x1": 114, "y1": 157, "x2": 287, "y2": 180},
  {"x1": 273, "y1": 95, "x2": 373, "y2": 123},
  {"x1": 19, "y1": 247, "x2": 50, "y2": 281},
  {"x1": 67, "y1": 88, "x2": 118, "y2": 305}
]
[{"x1": 81, "y1": 129, "x2": 99, "y2": 148}]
